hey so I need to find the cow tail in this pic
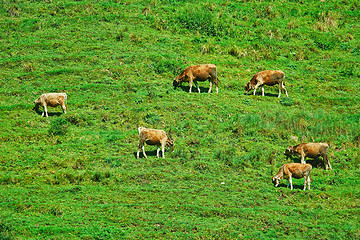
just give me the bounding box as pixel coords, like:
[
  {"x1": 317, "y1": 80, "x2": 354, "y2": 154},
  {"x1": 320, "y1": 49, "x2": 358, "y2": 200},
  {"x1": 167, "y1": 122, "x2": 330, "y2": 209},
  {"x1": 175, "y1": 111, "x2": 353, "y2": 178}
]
[{"x1": 215, "y1": 67, "x2": 220, "y2": 85}]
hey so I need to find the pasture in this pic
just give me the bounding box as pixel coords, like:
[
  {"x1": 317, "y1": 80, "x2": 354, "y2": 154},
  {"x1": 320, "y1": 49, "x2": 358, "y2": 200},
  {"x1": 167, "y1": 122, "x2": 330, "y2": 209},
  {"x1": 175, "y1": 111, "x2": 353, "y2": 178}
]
[{"x1": 0, "y1": 0, "x2": 359, "y2": 239}]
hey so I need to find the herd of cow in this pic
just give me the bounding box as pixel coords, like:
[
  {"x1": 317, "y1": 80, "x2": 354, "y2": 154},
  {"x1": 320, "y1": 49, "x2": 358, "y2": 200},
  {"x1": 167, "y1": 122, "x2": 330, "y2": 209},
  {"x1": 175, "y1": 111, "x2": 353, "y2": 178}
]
[{"x1": 33, "y1": 64, "x2": 332, "y2": 191}]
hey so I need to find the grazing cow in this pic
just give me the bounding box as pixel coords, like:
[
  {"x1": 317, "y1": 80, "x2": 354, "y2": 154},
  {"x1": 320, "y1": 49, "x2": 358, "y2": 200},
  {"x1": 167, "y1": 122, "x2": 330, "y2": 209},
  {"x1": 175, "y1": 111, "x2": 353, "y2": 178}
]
[
  {"x1": 34, "y1": 93, "x2": 67, "y2": 117},
  {"x1": 137, "y1": 127, "x2": 174, "y2": 159},
  {"x1": 173, "y1": 64, "x2": 219, "y2": 93},
  {"x1": 245, "y1": 70, "x2": 288, "y2": 98},
  {"x1": 272, "y1": 163, "x2": 312, "y2": 190},
  {"x1": 284, "y1": 143, "x2": 332, "y2": 170}
]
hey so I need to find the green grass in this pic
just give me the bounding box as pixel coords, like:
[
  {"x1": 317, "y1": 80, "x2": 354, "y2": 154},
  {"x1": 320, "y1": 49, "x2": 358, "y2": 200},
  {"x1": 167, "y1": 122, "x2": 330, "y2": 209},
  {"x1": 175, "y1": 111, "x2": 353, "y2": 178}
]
[{"x1": 1, "y1": 0, "x2": 360, "y2": 239}]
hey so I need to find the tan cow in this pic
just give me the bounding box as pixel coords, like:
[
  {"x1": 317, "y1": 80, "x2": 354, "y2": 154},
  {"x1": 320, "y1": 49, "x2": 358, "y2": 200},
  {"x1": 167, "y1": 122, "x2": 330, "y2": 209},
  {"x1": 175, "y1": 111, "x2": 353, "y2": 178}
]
[
  {"x1": 173, "y1": 64, "x2": 219, "y2": 93},
  {"x1": 272, "y1": 163, "x2": 312, "y2": 190},
  {"x1": 34, "y1": 93, "x2": 67, "y2": 117},
  {"x1": 137, "y1": 127, "x2": 174, "y2": 159},
  {"x1": 284, "y1": 143, "x2": 332, "y2": 170},
  {"x1": 245, "y1": 70, "x2": 288, "y2": 98}
]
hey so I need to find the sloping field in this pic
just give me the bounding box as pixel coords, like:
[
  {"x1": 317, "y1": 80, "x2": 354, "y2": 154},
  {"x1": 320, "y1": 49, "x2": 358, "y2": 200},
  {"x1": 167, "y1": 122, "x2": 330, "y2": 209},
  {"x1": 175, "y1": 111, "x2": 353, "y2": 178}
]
[{"x1": 0, "y1": 0, "x2": 359, "y2": 239}]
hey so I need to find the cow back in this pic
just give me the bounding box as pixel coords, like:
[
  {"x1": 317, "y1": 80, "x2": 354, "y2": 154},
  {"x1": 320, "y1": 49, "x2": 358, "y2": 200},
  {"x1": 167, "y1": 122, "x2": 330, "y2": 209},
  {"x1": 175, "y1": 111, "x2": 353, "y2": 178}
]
[
  {"x1": 300, "y1": 143, "x2": 329, "y2": 157},
  {"x1": 177, "y1": 64, "x2": 217, "y2": 83},
  {"x1": 139, "y1": 128, "x2": 168, "y2": 146},
  {"x1": 256, "y1": 70, "x2": 284, "y2": 86}
]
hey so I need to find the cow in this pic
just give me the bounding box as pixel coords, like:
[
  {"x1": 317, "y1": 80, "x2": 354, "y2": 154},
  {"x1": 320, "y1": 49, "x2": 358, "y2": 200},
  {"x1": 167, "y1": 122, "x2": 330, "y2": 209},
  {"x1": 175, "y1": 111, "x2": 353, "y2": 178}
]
[
  {"x1": 173, "y1": 64, "x2": 219, "y2": 93},
  {"x1": 272, "y1": 163, "x2": 312, "y2": 190},
  {"x1": 137, "y1": 127, "x2": 174, "y2": 159},
  {"x1": 284, "y1": 143, "x2": 332, "y2": 170},
  {"x1": 244, "y1": 70, "x2": 288, "y2": 98},
  {"x1": 34, "y1": 93, "x2": 67, "y2": 117}
]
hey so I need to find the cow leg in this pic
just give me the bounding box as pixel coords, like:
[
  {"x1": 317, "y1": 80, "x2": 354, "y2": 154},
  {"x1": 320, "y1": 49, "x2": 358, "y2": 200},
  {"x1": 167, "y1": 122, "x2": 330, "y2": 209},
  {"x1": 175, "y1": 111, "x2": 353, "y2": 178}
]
[
  {"x1": 156, "y1": 148, "x2": 160, "y2": 158},
  {"x1": 262, "y1": 87, "x2": 265, "y2": 96},
  {"x1": 188, "y1": 81, "x2": 193, "y2": 93},
  {"x1": 43, "y1": 105, "x2": 48, "y2": 117},
  {"x1": 137, "y1": 142, "x2": 144, "y2": 159},
  {"x1": 282, "y1": 82, "x2": 289, "y2": 97},
  {"x1": 327, "y1": 161, "x2": 332, "y2": 170},
  {"x1": 324, "y1": 157, "x2": 328, "y2": 170},
  {"x1": 194, "y1": 81, "x2": 200, "y2": 93},
  {"x1": 253, "y1": 84, "x2": 261, "y2": 96},
  {"x1": 162, "y1": 146, "x2": 165, "y2": 158},
  {"x1": 303, "y1": 176, "x2": 308, "y2": 191},
  {"x1": 142, "y1": 145, "x2": 147, "y2": 158},
  {"x1": 160, "y1": 142, "x2": 166, "y2": 158},
  {"x1": 307, "y1": 176, "x2": 311, "y2": 190},
  {"x1": 137, "y1": 148, "x2": 140, "y2": 159},
  {"x1": 278, "y1": 82, "x2": 282, "y2": 98},
  {"x1": 301, "y1": 156, "x2": 306, "y2": 164},
  {"x1": 289, "y1": 175, "x2": 293, "y2": 190},
  {"x1": 208, "y1": 81, "x2": 213, "y2": 93},
  {"x1": 323, "y1": 154, "x2": 332, "y2": 170},
  {"x1": 61, "y1": 102, "x2": 67, "y2": 114}
]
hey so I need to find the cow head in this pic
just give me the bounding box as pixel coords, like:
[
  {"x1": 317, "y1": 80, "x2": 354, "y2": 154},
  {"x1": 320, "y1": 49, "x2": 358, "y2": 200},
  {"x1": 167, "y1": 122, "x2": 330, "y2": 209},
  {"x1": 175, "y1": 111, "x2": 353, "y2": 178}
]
[
  {"x1": 272, "y1": 176, "x2": 280, "y2": 187},
  {"x1": 166, "y1": 139, "x2": 174, "y2": 148},
  {"x1": 244, "y1": 82, "x2": 253, "y2": 93},
  {"x1": 33, "y1": 98, "x2": 41, "y2": 111},
  {"x1": 166, "y1": 129, "x2": 175, "y2": 152},
  {"x1": 173, "y1": 76, "x2": 181, "y2": 88},
  {"x1": 284, "y1": 146, "x2": 294, "y2": 156}
]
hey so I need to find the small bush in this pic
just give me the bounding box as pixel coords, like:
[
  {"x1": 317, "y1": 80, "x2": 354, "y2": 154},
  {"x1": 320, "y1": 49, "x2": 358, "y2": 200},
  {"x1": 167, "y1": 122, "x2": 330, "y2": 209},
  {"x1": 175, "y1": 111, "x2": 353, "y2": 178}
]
[
  {"x1": 242, "y1": 98, "x2": 251, "y2": 106},
  {"x1": 280, "y1": 97, "x2": 294, "y2": 106},
  {"x1": 201, "y1": 43, "x2": 216, "y2": 54},
  {"x1": 152, "y1": 59, "x2": 180, "y2": 75},
  {"x1": 214, "y1": 147, "x2": 236, "y2": 167},
  {"x1": 115, "y1": 32, "x2": 125, "y2": 41},
  {"x1": 174, "y1": 7, "x2": 228, "y2": 37},
  {"x1": 91, "y1": 170, "x2": 111, "y2": 182},
  {"x1": 144, "y1": 113, "x2": 161, "y2": 124},
  {"x1": 228, "y1": 46, "x2": 241, "y2": 57},
  {"x1": 134, "y1": 96, "x2": 143, "y2": 104},
  {"x1": 312, "y1": 32, "x2": 337, "y2": 50},
  {"x1": 339, "y1": 65, "x2": 358, "y2": 77},
  {"x1": 0, "y1": 222, "x2": 13, "y2": 240},
  {"x1": 65, "y1": 114, "x2": 86, "y2": 126},
  {"x1": 48, "y1": 118, "x2": 68, "y2": 136},
  {"x1": 194, "y1": 161, "x2": 210, "y2": 173}
]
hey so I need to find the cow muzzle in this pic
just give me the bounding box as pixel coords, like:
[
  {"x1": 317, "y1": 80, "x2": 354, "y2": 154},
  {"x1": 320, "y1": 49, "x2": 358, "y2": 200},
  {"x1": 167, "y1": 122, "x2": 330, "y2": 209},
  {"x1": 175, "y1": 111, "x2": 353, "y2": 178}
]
[
  {"x1": 173, "y1": 80, "x2": 180, "y2": 88},
  {"x1": 272, "y1": 177, "x2": 279, "y2": 187},
  {"x1": 244, "y1": 83, "x2": 252, "y2": 93}
]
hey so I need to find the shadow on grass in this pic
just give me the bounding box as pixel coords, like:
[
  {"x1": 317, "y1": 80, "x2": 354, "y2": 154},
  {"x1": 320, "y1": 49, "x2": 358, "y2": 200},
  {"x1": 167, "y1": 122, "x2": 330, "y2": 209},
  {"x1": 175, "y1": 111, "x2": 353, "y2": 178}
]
[
  {"x1": 306, "y1": 159, "x2": 325, "y2": 169},
  {"x1": 285, "y1": 155, "x2": 325, "y2": 169},
  {"x1": 179, "y1": 85, "x2": 211, "y2": 93},
  {"x1": 133, "y1": 149, "x2": 160, "y2": 159},
  {"x1": 276, "y1": 183, "x2": 307, "y2": 190},
  {"x1": 34, "y1": 110, "x2": 64, "y2": 117},
  {"x1": 244, "y1": 92, "x2": 279, "y2": 97}
]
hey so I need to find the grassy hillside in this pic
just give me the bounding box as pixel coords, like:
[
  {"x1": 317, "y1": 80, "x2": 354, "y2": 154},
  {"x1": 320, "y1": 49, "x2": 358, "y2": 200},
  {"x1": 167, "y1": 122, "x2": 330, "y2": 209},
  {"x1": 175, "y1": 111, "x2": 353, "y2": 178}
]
[{"x1": 0, "y1": 0, "x2": 359, "y2": 239}]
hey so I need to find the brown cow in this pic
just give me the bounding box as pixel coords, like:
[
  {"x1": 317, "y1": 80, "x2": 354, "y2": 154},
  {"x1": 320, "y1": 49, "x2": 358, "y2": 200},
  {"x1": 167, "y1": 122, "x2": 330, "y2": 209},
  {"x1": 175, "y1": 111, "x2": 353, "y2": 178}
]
[
  {"x1": 284, "y1": 143, "x2": 332, "y2": 170},
  {"x1": 272, "y1": 163, "x2": 312, "y2": 190},
  {"x1": 173, "y1": 64, "x2": 219, "y2": 93},
  {"x1": 34, "y1": 93, "x2": 67, "y2": 117},
  {"x1": 137, "y1": 127, "x2": 174, "y2": 159},
  {"x1": 245, "y1": 70, "x2": 288, "y2": 98}
]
